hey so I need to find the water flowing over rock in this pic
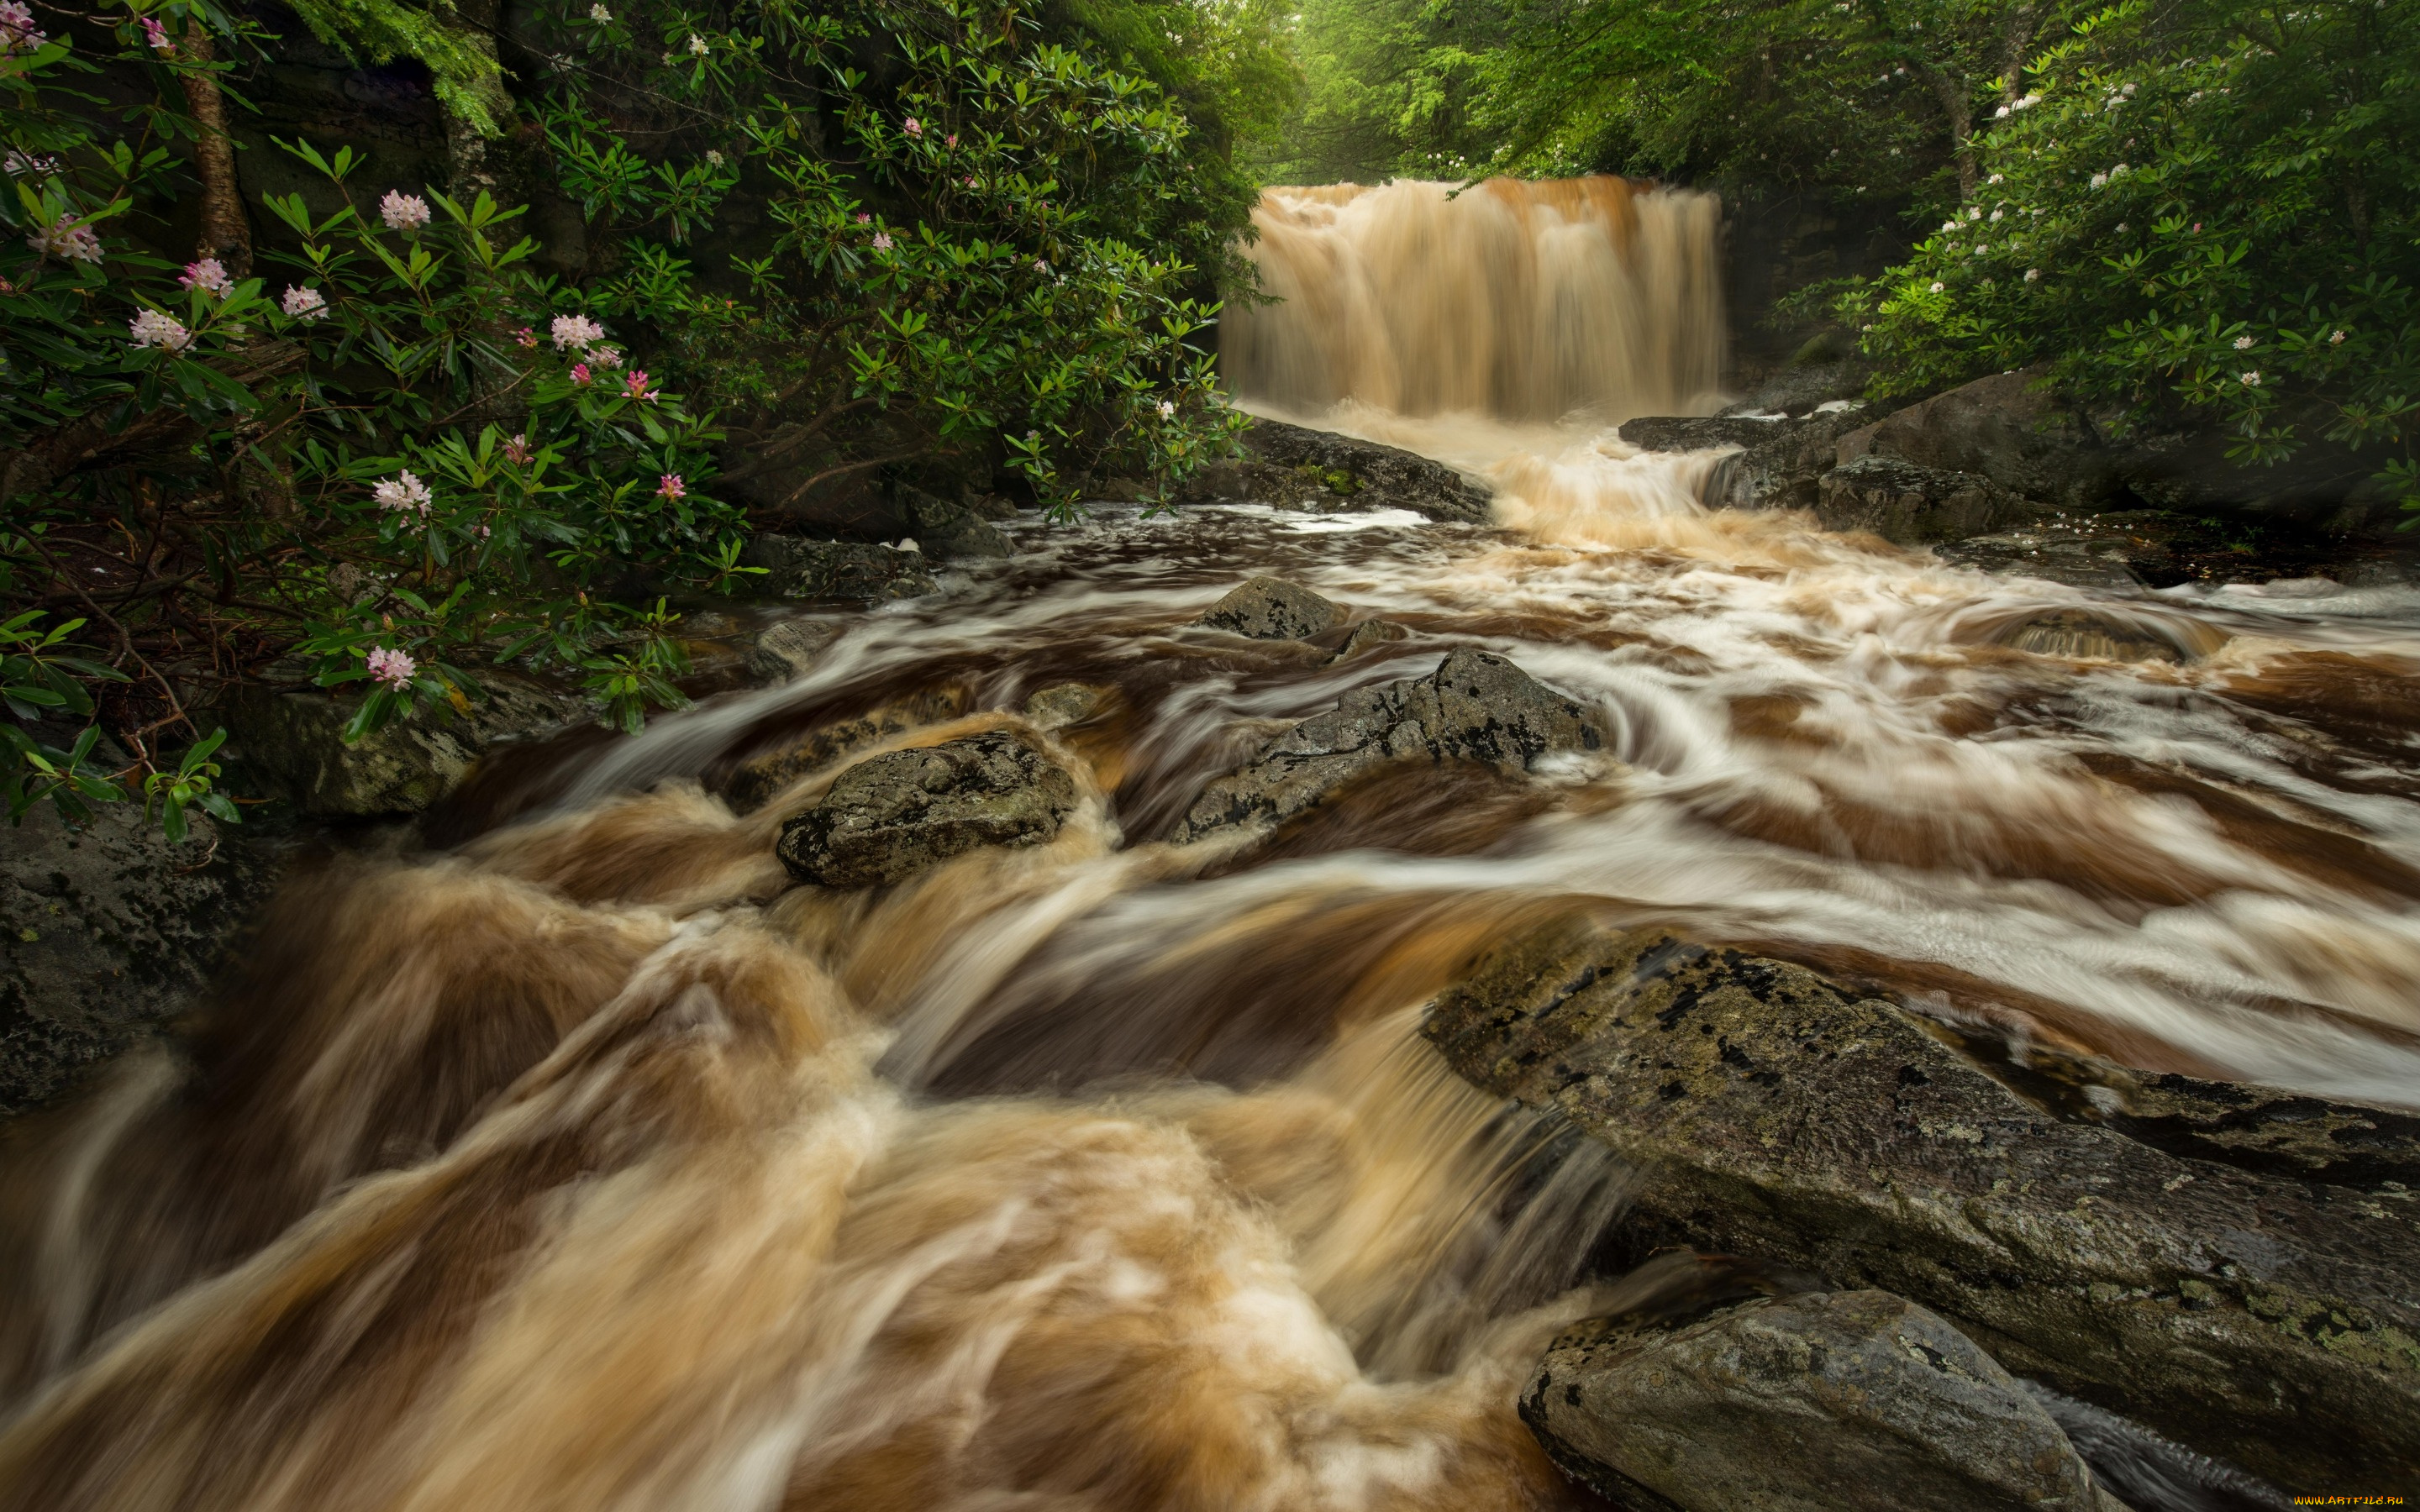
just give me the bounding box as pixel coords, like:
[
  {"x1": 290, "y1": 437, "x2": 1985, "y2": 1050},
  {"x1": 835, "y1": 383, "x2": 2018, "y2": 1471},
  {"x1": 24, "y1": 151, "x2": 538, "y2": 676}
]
[
  {"x1": 1172, "y1": 647, "x2": 1599, "y2": 843},
  {"x1": 1996, "y1": 608, "x2": 2184, "y2": 663},
  {"x1": 1524, "y1": 1290, "x2": 2114, "y2": 1512},
  {"x1": 224, "y1": 671, "x2": 590, "y2": 816},
  {"x1": 775, "y1": 731, "x2": 1078, "y2": 886},
  {"x1": 1423, "y1": 918, "x2": 2420, "y2": 1492},
  {"x1": 1194, "y1": 576, "x2": 1349, "y2": 640}
]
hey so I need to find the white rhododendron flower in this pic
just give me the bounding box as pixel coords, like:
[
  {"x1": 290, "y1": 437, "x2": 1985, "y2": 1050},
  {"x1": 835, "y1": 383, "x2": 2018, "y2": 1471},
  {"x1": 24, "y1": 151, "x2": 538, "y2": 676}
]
[
  {"x1": 129, "y1": 309, "x2": 192, "y2": 350},
  {"x1": 282, "y1": 286, "x2": 328, "y2": 321},
  {"x1": 380, "y1": 191, "x2": 432, "y2": 231},
  {"x1": 179, "y1": 257, "x2": 233, "y2": 296},
  {"x1": 366, "y1": 646, "x2": 418, "y2": 689},
  {"x1": 374, "y1": 470, "x2": 434, "y2": 516},
  {"x1": 26, "y1": 216, "x2": 102, "y2": 262},
  {"x1": 551, "y1": 313, "x2": 606, "y2": 350}
]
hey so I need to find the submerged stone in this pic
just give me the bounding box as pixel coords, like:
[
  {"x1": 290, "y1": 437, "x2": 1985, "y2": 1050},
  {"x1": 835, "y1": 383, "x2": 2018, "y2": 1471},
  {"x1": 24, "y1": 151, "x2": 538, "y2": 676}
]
[
  {"x1": 1996, "y1": 608, "x2": 2182, "y2": 663},
  {"x1": 1525, "y1": 1289, "x2": 2111, "y2": 1512},
  {"x1": 775, "y1": 731, "x2": 1077, "y2": 887},
  {"x1": 1423, "y1": 918, "x2": 2420, "y2": 1493}
]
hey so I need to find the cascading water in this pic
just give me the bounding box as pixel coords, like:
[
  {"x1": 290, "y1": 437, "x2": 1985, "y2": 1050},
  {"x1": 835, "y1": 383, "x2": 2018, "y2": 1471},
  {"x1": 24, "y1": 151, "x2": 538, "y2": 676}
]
[
  {"x1": 3, "y1": 179, "x2": 2420, "y2": 1509},
  {"x1": 1224, "y1": 178, "x2": 1726, "y2": 425}
]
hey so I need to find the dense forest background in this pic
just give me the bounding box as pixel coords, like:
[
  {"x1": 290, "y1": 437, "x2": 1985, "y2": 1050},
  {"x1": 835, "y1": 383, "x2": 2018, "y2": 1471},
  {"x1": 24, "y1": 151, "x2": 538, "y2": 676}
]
[{"x1": 2, "y1": 0, "x2": 2414, "y2": 829}]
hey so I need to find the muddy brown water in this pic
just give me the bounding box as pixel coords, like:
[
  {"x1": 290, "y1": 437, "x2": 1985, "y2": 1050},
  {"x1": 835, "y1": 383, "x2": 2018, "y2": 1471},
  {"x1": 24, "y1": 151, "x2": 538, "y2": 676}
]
[{"x1": 5, "y1": 178, "x2": 2420, "y2": 1509}]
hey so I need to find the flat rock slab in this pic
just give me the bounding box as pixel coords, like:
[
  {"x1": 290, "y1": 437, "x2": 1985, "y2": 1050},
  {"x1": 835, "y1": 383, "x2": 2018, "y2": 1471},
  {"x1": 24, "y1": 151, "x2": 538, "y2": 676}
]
[
  {"x1": 1422, "y1": 919, "x2": 2420, "y2": 1492},
  {"x1": 1525, "y1": 1290, "x2": 2110, "y2": 1512},
  {"x1": 1171, "y1": 648, "x2": 1598, "y2": 843},
  {"x1": 775, "y1": 731, "x2": 1077, "y2": 887},
  {"x1": 1196, "y1": 577, "x2": 1348, "y2": 641}
]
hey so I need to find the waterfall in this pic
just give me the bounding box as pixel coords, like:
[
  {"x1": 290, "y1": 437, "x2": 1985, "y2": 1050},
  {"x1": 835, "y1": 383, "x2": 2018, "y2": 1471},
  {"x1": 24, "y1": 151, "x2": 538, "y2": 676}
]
[{"x1": 1223, "y1": 177, "x2": 1728, "y2": 425}]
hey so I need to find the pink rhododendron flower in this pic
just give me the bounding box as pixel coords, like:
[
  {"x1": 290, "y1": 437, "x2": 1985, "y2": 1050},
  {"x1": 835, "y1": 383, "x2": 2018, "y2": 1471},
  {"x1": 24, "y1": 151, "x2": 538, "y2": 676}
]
[
  {"x1": 0, "y1": 1, "x2": 49, "y2": 52},
  {"x1": 944, "y1": 134, "x2": 957, "y2": 147},
  {"x1": 587, "y1": 345, "x2": 623, "y2": 369},
  {"x1": 141, "y1": 16, "x2": 171, "y2": 50},
  {"x1": 657, "y1": 474, "x2": 686, "y2": 501},
  {"x1": 903, "y1": 117, "x2": 922, "y2": 136},
  {"x1": 503, "y1": 433, "x2": 531, "y2": 465},
  {"x1": 281, "y1": 286, "x2": 327, "y2": 321},
  {"x1": 871, "y1": 232, "x2": 893, "y2": 250},
  {"x1": 179, "y1": 257, "x2": 232, "y2": 296},
  {"x1": 514, "y1": 326, "x2": 537, "y2": 348},
  {"x1": 623, "y1": 370, "x2": 653, "y2": 399},
  {"x1": 570, "y1": 362, "x2": 593, "y2": 386},
  {"x1": 366, "y1": 646, "x2": 418, "y2": 689}
]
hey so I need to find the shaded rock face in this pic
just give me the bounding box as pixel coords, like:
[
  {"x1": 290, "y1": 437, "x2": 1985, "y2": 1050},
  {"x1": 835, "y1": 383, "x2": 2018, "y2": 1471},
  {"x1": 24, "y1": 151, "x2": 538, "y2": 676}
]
[
  {"x1": 1524, "y1": 1290, "x2": 2108, "y2": 1512},
  {"x1": 1219, "y1": 417, "x2": 1493, "y2": 522},
  {"x1": 0, "y1": 803, "x2": 281, "y2": 1116},
  {"x1": 1935, "y1": 529, "x2": 2150, "y2": 590},
  {"x1": 1696, "y1": 407, "x2": 1879, "y2": 512},
  {"x1": 1835, "y1": 368, "x2": 2120, "y2": 509},
  {"x1": 742, "y1": 533, "x2": 937, "y2": 601},
  {"x1": 1171, "y1": 648, "x2": 1598, "y2": 843},
  {"x1": 774, "y1": 731, "x2": 1078, "y2": 887},
  {"x1": 1817, "y1": 454, "x2": 2035, "y2": 544},
  {"x1": 1422, "y1": 920, "x2": 2420, "y2": 1491},
  {"x1": 1196, "y1": 577, "x2": 1348, "y2": 641},
  {"x1": 224, "y1": 672, "x2": 588, "y2": 816},
  {"x1": 719, "y1": 687, "x2": 974, "y2": 813}
]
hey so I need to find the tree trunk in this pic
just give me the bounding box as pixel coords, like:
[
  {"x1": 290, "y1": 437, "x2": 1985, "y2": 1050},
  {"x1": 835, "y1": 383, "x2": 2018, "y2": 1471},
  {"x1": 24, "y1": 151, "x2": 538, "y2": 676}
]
[
  {"x1": 1923, "y1": 66, "x2": 1978, "y2": 200},
  {"x1": 2000, "y1": 3, "x2": 2039, "y2": 104},
  {"x1": 178, "y1": 26, "x2": 251, "y2": 276}
]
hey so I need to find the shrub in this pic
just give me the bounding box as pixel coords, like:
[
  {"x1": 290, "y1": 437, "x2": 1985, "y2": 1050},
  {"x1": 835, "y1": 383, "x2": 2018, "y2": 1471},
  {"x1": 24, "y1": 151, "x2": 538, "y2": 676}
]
[{"x1": 1850, "y1": 0, "x2": 2420, "y2": 502}]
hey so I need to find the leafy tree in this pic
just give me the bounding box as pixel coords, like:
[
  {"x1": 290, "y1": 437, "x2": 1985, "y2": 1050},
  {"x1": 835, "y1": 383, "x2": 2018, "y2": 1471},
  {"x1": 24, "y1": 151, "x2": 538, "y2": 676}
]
[{"x1": 1852, "y1": 0, "x2": 2420, "y2": 501}]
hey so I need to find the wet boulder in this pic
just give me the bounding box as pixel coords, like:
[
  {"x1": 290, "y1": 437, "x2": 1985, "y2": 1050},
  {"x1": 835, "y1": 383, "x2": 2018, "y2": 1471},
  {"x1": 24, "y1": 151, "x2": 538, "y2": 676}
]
[
  {"x1": 1196, "y1": 577, "x2": 1349, "y2": 641},
  {"x1": 897, "y1": 485, "x2": 1013, "y2": 561},
  {"x1": 1700, "y1": 407, "x2": 1879, "y2": 512},
  {"x1": 1231, "y1": 417, "x2": 1493, "y2": 522},
  {"x1": 774, "y1": 730, "x2": 1078, "y2": 887},
  {"x1": 1834, "y1": 368, "x2": 2121, "y2": 509},
  {"x1": 718, "y1": 687, "x2": 973, "y2": 813},
  {"x1": 742, "y1": 534, "x2": 938, "y2": 601},
  {"x1": 224, "y1": 670, "x2": 590, "y2": 817},
  {"x1": 0, "y1": 800, "x2": 281, "y2": 1115},
  {"x1": 1524, "y1": 1290, "x2": 2112, "y2": 1512},
  {"x1": 1329, "y1": 618, "x2": 1411, "y2": 662},
  {"x1": 1616, "y1": 416, "x2": 1795, "y2": 454},
  {"x1": 745, "y1": 617, "x2": 844, "y2": 684},
  {"x1": 1935, "y1": 531, "x2": 2149, "y2": 591},
  {"x1": 1423, "y1": 919, "x2": 2420, "y2": 1492},
  {"x1": 1020, "y1": 681, "x2": 1113, "y2": 730},
  {"x1": 1816, "y1": 454, "x2": 2036, "y2": 544},
  {"x1": 1171, "y1": 648, "x2": 1597, "y2": 843}
]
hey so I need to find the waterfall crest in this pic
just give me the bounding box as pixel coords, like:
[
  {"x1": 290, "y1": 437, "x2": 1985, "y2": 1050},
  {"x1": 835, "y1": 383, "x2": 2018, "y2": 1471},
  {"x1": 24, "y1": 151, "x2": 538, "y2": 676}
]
[{"x1": 1223, "y1": 177, "x2": 1728, "y2": 425}]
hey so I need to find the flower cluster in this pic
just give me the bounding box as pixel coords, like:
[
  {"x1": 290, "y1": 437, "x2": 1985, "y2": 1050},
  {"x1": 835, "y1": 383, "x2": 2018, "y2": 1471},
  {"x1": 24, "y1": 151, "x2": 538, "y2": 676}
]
[
  {"x1": 588, "y1": 2, "x2": 610, "y2": 18},
  {"x1": 0, "y1": 0, "x2": 46, "y2": 53},
  {"x1": 686, "y1": 32, "x2": 707, "y2": 54},
  {"x1": 366, "y1": 646, "x2": 418, "y2": 690},
  {"x1": 373, "y1": 470, "x2": 434, "y2": 517},
  {"x1": 656, "y1": 474, "x2": 685, "y2": 501},
  {"x1": 551, "y1": 313, "x2": 607, "y2": 350},
  {"x1": 282, "y1": 286, "x2": 328, "y2": 321},
  {"x1": 379, "y1": 191, "x2": 432, "y2": 233},
  {"x1": 128, "y1": 309, "x2": 192, "y2": 351},
  {"x1": 179, "y1": 258, "x2": 233, "y2": 297},
  {"x1": 140, "y1": 15, "x2": 170, "y2": 50},
  {"x1": 26, "y1": 216, "x2": 101, "y2": 263}
]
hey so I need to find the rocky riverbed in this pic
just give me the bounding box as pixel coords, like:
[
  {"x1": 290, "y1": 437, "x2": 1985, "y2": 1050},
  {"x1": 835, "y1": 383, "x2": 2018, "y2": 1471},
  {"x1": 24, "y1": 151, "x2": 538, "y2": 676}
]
[{"x1": 4, "y1": 406, "x2": 2417, "y2": 1509}]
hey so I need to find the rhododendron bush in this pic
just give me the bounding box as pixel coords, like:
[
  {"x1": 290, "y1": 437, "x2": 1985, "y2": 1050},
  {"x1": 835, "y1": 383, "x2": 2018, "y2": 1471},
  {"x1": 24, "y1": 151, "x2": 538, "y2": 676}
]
[
  {"x1": 1845, "y1": 0, "x2": 2420, "y2": 503},
  {"x1": 0, "y1": 0, "x2": 1254, "y2": 832}
]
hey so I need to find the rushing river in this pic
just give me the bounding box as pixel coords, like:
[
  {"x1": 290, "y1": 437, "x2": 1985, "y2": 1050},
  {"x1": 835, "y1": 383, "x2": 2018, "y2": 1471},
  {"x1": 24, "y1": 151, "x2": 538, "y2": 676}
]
[{"x1": 3, "y1": 177, "x2": 2418, "y2": 1509}]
